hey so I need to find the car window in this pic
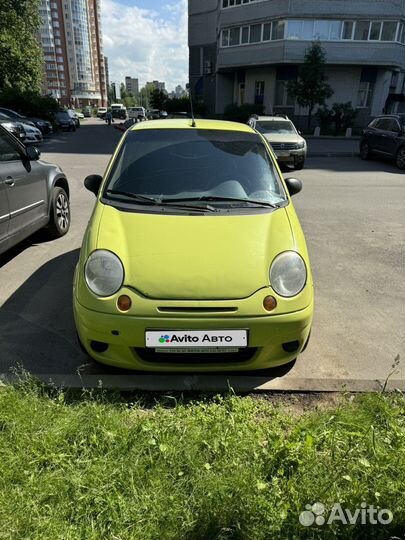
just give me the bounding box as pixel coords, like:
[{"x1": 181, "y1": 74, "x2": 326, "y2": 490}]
[
  {"x1": 375, "y1": 119, "x2": 392, "y2": 130},
  {"x1": 255, "y1": 121, "x2": 296, "y2": 134},
  {"x1": 0, "y1": 129, "x2": 22, "y2": 162},
  {"x1": 104, "y1": 129, "x2": 287, "y2": 206},
  {"x1": 387, "y1": 120, "x2": 401, "y2": 133}
]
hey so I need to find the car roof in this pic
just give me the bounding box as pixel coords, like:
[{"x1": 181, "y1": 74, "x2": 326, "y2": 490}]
[
  {"x1": 253, "y1": 116, "x2": 292, "y2": 122},
  {"x1": 128, "y1": 118, "x2": 254, "y2": 133}
]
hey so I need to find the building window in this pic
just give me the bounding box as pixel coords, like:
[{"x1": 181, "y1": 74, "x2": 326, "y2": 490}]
[
  {"x1": 238, "y1": 82, "x2": 245, "y2": 105},
  {"x1": 275, "y1": 81, "x2": 294, "y2": 106},
  {"x1": 381, "y1": 21, "x2": 397, "y2": 41},
  {"x1": 230, "y1": 27, "x2": 240, "y2": 46},
  {"x1": 254, "y1": 81, "x2": 264, "y2": 105},
  {"x1": 220, "y1": 18, "x2": 404, "y2": 47},
  {"x1": 241, "y1": 26, "x2": 249, "y2": 43},
  {"x1": 369, "y1": 22, "x2": 382, "y2": 40},
  {"x1": 344, "y1": 21, "x2": 354, "y2": 40},
  {"x1": 357, "y1": 82, "x2": 374, "y2": 107}
]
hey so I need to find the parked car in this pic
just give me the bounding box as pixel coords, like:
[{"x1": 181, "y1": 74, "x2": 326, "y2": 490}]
[
  {"x1": 74, "y1": 119, "x2": 313, "y2": 371},
  {"x1": 0, "y1": 114, "x2": 26, "y2": 141},
  {"x1": 0, "y1": 107, "x2": 53, "y2": 135},
  {"x1": 97, "y1": 107, "x2": 108, "y2": 118},
  {"x1": 128, "y1": 107, "x2": 146, "y2": 121},
  {"x1": 360, "y1": 114, "x2": 405, "y2": 170},
  {"x1": 111, "y1": 104, "x2": 127, "y2": 119},
  {"x1": 75, "y1": 111, "x2": 84, "y2": 119},
  {"x1": 248, "y1": 115, "x2": 307, "y2": 170},
  {"x1": 147, "y1": 109, "x2": 160, "y2": 120},
  {"x1": 22, "y1": 123, "x2": 43, "y2": 145},
  {"x1": 66, "y1": 109, "x2": 81, "y2": 128},
  {"x1": 0, "y1": 124, "x2": 70, "y2": 255},
  {"x1": 54, "y1": 111, "x2": 76, "y2": 131},
  {"x1": 83, "y1": 106, "x2": 92, "y2": 118}
]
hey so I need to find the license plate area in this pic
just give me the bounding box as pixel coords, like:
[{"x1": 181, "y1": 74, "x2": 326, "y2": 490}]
[{"x1": 145, "y1": 330, "x2": 248, "y2": 349}]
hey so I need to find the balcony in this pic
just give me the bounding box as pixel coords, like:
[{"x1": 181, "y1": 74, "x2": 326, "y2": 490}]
[{"x1": 217, "y1": 40, "x2": 405, "y2": 70}]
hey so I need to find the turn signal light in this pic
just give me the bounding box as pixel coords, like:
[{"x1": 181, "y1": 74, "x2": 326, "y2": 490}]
[
  {"x1": 117, "y1": 295, "x2": 132, "y2": 312},
  {"x1": 263, "y1": 295, "x2": 277, "y2": 312}
]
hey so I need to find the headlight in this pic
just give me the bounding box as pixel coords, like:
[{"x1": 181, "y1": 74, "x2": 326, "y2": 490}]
[
  {"x1": 295, "y1": 141, "x2": 305, "y2": 149},
  {"x1": 270, "y1": 251, "x2": 307, "y2": 297},
  {"x1": 85, "y1": 250, "x2": 124, "y2": 297}
]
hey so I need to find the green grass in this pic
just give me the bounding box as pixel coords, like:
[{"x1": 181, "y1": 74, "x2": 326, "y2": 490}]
[{"x1": 0, "y1": 383, "x2": 404, "y2": 540}]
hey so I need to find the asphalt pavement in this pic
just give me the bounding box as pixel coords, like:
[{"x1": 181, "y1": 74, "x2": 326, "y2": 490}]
[{"x1": 0, "y1": 118, "x2": 404, "y2": 391}]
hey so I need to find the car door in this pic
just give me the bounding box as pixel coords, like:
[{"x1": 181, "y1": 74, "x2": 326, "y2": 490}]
[
  {"x1": 0, "y1": 129, "x2": 48, "y2": 240},
  {"x1": 0, "y1": 166, "x2": 11, "y2": 253},
  {"x1": 371, "y1": 118, "x2": 394, "y2": 154},
  {"x1": 380, "y1": 119, "x2": 402, "y2": 156}
]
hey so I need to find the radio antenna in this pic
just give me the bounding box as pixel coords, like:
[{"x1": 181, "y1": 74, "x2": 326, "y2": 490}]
[{"x1": 186, "y1": 83, "x2": 196, "y2": 127}]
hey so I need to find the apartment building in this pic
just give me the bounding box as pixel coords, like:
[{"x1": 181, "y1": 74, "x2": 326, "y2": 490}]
[
  {"x1": 125, "y1": 76, "x2": 140, "y2": 96},
  {"x1": 188, "y1": 0, "x2": 405, "y2": 124},
  {"x1": 39, "y1": 0, "x2": 107, "y2": 107}
]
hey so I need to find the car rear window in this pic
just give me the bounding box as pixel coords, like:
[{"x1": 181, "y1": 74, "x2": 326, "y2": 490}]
[{"x1": 104, "y1": 129, "x2": 286, "y2": 205}]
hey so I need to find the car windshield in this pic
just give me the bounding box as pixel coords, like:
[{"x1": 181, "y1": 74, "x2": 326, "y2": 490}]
[
  {"x1": 255, "y1": 121, "x2": 296, "y2": 134},
  {"x1": 103, "y1": 129, "x2": 287, "y2": 207},
  {"x1": 56, "y1": 112, "x2": 70, "y2": 120},
  {"x1": 0, "y1": 108, "x2": 21, "y2": 119}
]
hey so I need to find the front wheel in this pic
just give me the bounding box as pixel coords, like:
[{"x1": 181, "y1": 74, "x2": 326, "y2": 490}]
[
  {"x1": 47, "y1": 186, "x2": 70, "y2": 238},
  {"x1": 395, "y1": 146, "x2": 405, "y2": 170}
]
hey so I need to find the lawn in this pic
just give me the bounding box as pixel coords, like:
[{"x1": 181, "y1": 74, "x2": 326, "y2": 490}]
[{"x1": 0, "y1": 381, "x2": 404, "y2": 539}]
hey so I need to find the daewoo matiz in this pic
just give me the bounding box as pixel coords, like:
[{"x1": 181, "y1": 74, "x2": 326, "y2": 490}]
[{"x1": 74, "y1": 119, "x2": 313, "y2": 371}]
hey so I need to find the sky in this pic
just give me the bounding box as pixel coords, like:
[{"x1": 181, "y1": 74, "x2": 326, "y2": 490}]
[{"x1": 101, "y1": 0, "x2": 189, "y2": 93}]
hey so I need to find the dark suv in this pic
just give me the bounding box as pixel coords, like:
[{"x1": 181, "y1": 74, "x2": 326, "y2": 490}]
[{"x1": 360, "y1": 114, "x2": 405, "y2": 170}]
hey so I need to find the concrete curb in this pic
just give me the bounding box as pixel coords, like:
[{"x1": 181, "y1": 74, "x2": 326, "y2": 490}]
[{"x1": 1, "y1": 373, "x2": 403, "y2": 393}]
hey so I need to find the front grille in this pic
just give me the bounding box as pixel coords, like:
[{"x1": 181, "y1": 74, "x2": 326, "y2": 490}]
[
  {"x1": 271, "y1": 142, "x2": 297, "y2": 150},
  {"x1": 158, "y1": 307, "x2": 238, "y2": 314},
  {"x1": 135, "y1": 347, "x2": 257, "y2": 364}
]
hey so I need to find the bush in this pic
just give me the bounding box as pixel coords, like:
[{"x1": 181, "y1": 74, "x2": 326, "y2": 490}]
[
  {"x1": 223, "y1": 103, "x2": 265, "y2": 124},
  {"x1": 0, "y1": 88, "x2": 59, "y2": 122}
]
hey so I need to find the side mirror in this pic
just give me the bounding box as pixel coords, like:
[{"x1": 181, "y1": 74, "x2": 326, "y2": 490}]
[
  {"x1": 284, "y1": 177, "x2": 302, "y2": 197},
  {"x1": 26, "y1": 146, "x2": 40, "y2": 160},
  {"x1": 84, "y1": 174, "x2": 103, "y2": 196}
]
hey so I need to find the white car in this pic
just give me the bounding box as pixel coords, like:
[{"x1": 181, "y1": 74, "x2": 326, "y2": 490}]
[
  {"x1": 21, "y1": 123, "x2": 43, "y2": 144},
  {"x1": 97, "y1": 107, "x2": 108, "y2": 118},
  {"x1": 74, "y1": 111, "x2": 84, "y2": 119}
]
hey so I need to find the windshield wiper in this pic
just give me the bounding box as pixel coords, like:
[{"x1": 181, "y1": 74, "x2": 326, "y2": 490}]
[
  {"x1": 105, "y1": 190, "x2": 216, "y2": 212},
  {"x1": 105, "y1": 190, "x2": 158, "y2": 204},
  {"x1": 161, "y1": 196, "x2": 280, "y2": 209}
]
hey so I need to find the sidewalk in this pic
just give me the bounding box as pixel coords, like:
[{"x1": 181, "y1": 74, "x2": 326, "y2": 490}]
[{"x1": 306, "y1": 136, "x2": 360, "y2": 157}]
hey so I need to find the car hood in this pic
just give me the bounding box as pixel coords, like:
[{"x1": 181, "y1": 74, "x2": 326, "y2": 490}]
[
  {"x1": 262, "y1": 133, "x2": 303, "y2": 144},
  {"x1": 95, "y1": 204, "x2": 295, "y2": 300}
]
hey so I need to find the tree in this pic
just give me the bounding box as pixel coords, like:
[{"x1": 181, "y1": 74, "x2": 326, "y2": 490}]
[
  {"x1": 149, "y1": 88, "x2": 167, "y2": 110},
  {"x1": 288, "y1": 41, "x2": 334, "y2": 130},
  {"x1": 0, "y1": 0, "x2": 44, "y2": 92}
]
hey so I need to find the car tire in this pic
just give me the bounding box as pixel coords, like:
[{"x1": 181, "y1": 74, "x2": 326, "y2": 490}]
[
  {"x1": 47, "y1": 186, "x2": 70, "y2": 238},
  {"x1": 360, "y1": 141, "x2": 371, "y2": 160},
  {"x1": 294, "y1": 161, "x2": 305, "y2": 170},
  {"x1": 395, "y1": 146, "x2": 405, "y2": 170}
]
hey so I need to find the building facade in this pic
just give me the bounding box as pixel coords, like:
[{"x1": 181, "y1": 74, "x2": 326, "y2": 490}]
[
  {"x1": 188, "y1": 0, "x2": 405, "y2": 124},
  {"x1": 147, "y1": 80, "x2": 167, "y2": 93},
  {"x1": 39, "y1": 0, "x2": 107, "y2": 107},
  {"x1": 125, "y1": 76, "x2": 139, "y2": 96}
]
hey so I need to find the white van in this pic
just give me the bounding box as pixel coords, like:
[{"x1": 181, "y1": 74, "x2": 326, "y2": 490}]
[{"x1": 128, "y1": 106, "x2": 147, "y2": 121}]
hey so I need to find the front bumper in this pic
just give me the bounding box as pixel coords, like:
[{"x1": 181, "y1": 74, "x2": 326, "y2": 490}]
[
  {"x1": 275, "y1": 149, "x2": 306, "y2": 165},
  {"x1": 74, "y1": 295, "x2": 313, "y2": 372}
]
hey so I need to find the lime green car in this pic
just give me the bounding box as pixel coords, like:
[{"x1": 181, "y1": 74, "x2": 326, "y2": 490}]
[{"x1": 74, "y1": 119, "x2": 313, "y2": 371}]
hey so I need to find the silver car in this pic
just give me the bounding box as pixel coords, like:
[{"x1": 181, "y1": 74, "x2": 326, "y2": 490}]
[
  {"x1": 0, "y1": 124, "x2": 70, "y2": 255},
  {"x1": 248, "y1": 115, "x2": 307, "y2": 170}
]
